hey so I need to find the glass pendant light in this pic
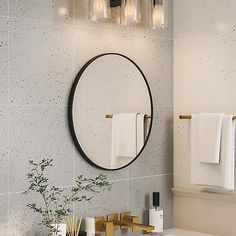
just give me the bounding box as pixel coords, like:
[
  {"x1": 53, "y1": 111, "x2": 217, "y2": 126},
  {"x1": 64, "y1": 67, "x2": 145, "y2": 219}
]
[
  {"x1": 89, "y1": 0, "x2": 110, "y2": 22},
  {"x1": 149, "y1": 0, "x2": 165, "y2": 29},
  {"x1": 121, "y1": 0, "x2": 141, "y2": 26}
]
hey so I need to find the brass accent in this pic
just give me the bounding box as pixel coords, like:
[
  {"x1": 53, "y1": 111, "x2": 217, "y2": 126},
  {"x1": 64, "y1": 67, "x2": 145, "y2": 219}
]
[
  {"x1": 95, "y1": 212, "x2": 154, "y2": 236},
  {"x1": 112, "y1": 212, "x2": 154, "y2": 233},
  {"x1": 107, "y1": 214, "x2": 119, "y2": 230},
  {"x1": 95, "y1": 217, "x2": 114, "y2": 236},
  {"x1": 123, "y1": 214, "x2": 140, "y2": 232},
  {"x1": 179, "y1": 115, "x2": 192, "y2": 120},
  {"x1": 179, "y1": 114, "x2": 236, "y2": 120},
  {"x1": 105, "y1": 114, "x2": 151, "y2": 119},
  {"x1": 120, "y1": 212, "x2": 131, "y2": 229}
]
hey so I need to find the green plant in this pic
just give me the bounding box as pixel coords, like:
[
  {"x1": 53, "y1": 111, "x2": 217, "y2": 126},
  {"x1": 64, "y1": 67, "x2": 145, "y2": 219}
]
[{"x1": 23, "y1": 159, "x2": 111, "y2": 235}]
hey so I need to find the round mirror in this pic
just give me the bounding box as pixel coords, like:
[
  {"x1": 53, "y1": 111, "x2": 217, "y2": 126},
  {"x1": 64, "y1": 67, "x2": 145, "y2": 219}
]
[{"x1": 68, "y1": 53, "x2": 153, "y2": 170}]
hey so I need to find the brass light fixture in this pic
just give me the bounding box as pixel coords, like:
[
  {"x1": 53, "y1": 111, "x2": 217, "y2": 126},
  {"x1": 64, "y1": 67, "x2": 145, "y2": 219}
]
[{"x1": 89, "y1": 0, "x2": 166, "y2": 29}]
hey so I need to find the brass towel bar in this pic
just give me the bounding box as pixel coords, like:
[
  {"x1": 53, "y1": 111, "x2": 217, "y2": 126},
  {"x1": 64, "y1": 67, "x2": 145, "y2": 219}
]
[
  {"x1": 179, "y1": 115, "x2": 236, "y2": 121},
  {"x1": 106, "y1": 114, "x2": 151, "y2": 119}
]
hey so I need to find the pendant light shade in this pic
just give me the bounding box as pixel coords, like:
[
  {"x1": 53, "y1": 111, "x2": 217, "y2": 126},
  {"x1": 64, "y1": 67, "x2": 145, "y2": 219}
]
[
  {"x1": 120, "y1": 0, "x2": 141, "y2": 26},
  {"x1": 149, "y1": 0, "x2": 165, "y2": 29},
  {"x1": 89, "y1": 0, "x2": 110, "y2": 22}
]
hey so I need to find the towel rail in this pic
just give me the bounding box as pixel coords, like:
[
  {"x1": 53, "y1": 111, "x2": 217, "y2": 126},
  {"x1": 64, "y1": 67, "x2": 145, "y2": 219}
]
[
  {"x1": 105, "y1": 114, "x2": 151, "y2": 119},
  {"x1": 179, "y1": 114, "x2": 236, "y2": 120}
]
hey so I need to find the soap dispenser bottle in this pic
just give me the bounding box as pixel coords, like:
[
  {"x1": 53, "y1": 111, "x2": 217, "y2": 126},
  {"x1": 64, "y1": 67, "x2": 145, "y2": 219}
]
[{"x1": 149, "y1": 192, "x2": 163, "y2": 233}]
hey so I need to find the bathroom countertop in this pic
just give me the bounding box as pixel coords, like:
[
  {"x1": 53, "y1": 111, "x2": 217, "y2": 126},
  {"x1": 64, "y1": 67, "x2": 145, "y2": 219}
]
[{"x1": 162, "y1": 228, "x2": 218, "y2": 236}]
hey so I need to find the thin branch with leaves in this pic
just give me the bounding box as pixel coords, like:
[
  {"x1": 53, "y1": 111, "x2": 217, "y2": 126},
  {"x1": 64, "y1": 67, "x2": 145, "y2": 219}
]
[{"x1": 23, "y1": 159, "x2": 111, "y2": 235}]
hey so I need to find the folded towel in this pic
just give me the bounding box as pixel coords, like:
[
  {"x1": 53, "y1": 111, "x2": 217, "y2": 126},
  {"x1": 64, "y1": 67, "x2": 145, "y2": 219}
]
[
  {"x1": 220, "y1": 115, "x2": 235, "y2": 189},
  {"x1": 111, "y1": 113, "x2": 146, "y2": 169},
  {"x1": 191, "y1": 114, "x2": 235, "y2": 190},
  {"x1": 136, "y1": 114, "x2": 145, "y2": 154},
  {"x1": 192, "y1": 113, "x2": 224, "y2": 164},
  {"x1": 111, "y1": 113, "x2": 137, "y2": 169}
]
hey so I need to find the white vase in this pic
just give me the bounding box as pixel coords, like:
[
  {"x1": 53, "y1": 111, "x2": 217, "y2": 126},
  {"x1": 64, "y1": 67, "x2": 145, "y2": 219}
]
[{"x1": 51, "y1": 223, "x2": 67, "y2": 236}]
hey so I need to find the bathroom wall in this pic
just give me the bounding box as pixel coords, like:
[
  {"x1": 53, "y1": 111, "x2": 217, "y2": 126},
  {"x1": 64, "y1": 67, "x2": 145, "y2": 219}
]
[
  {"x1": 0, "y1": 0, "x2": 173, "y2": 235},
  {"x1": 174, "y1": 1, "x2": 236, "y2": 235}
]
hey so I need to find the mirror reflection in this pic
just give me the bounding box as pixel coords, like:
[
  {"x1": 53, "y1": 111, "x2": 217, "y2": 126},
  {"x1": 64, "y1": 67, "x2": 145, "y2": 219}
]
[{"x1": 68, "y1": 53, "x2": 153, "y2": 170}]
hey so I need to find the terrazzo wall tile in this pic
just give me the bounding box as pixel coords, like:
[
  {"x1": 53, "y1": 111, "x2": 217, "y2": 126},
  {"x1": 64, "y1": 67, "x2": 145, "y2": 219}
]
[
  {"x1": 10, "y1": 0, "x2": 73, "y2": 24},
  {"x1": 8, "y1": 192, "x2": 49, "y2": 236},
  {"x1": 0, "y1": 17, "x2": 9, "y2": 105},
  {"x1": 0, "y1": 0, "x2": 173, "y2": 234},
  {"x1": 0, "y1": 194, "x2": 9, "y2": 235},
  {"x1": 73, "y1": 180, "x2": 129, "y2": 217},
  {"x1": 0, "y1": 107, "x2": 9, "y2": 194},
  {"x1": 9, "y1": 106, "x2": 74, "y2": 192},
  {"x1": 9, "y1": 19, "x2": 74, "y2": 105},
  {"x1": 0, "y1": 0, "x2": 8, "y2": 17}
]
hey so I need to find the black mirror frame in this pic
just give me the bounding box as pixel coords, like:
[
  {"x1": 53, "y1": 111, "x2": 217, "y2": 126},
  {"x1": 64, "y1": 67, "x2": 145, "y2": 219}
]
[{"x1": 68, "y1": 53, "x2": 154, "y2": 171}]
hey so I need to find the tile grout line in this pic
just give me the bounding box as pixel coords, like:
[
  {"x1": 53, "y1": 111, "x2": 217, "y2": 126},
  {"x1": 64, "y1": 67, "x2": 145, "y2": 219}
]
[
  {"x1": 7, "y1": 0, "x2": 10, "y2": 234},
  {"x1": 0, "y1": 104, "x2": 68, "y2": 107},
  {"x1": 0, "y1": 173, "x2": 174, "y2": 197},
  {"x1": 111, "y1": 172, "x2": 174, "y2": 183},
  {"x1": 0, "y1": 105, "x2": 173, "y2": 108}
]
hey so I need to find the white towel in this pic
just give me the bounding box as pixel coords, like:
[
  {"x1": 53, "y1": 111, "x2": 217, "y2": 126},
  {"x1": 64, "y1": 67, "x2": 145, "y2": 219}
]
[
  {"x1": 191, "y1": 114, "x2": 235, "y2": 190},
  {"x1": 192, "y1": 113, "x2": 224, "y2": 164},
  {"x1": 111, "y1": 113, "x2": 137, "y2": 159},
  {"x1": 136, "y1": 114, "x2": 145, "y2": 154},
  {"x1": 220, "y1": 115, "x2": 235, "y2": 189},
  {"x1": 111, "y1": 113, "x2": 146, "y2": 169}
]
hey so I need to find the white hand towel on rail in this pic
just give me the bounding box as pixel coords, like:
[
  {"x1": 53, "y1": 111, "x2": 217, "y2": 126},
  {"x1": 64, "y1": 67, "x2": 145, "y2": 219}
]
[
  {"x1": 219, "y1": 115, "x2": 235, "y2": 190},
  {"x1": 111, "y1": 113, "x2": 137, "y2": 159},
  {"x1": 192, "y1": 113, "x2": 224, "y2": 164},
  {"x1": 191, "y1": 114, "x2": 235, "y2": 190}
]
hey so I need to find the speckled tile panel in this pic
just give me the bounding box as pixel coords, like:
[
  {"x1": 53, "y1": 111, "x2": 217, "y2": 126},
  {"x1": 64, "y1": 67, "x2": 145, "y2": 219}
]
[
  {"x1": 8, "y1": 192, "x2": 49, "y2": 236},
  {"x1": 0, "y1": 0, "x2": 8, "y2": 17},
  {"x1": 0, "y1": 17, "x2": 9, "y2": 105},
  {"x1": 0, "y1": 194, "x2": 8, "y2": 235},
  {"x1": 10, "y1": 0, "x2": 73, "y2": 24},
  {"x1": 174, "y1": 0, "x2": 236, "y2": 40},
  {"x1": 73, "y1": 179, "x2": 129, "y2": 217},
  {"x1": 0, "y1": 107, "x2": 9, "y2": 194},
  {"x1": 9, "y1": 106, "x2": 74, "y2": 192},
  {"x1": 9, "y1": 19, "x2": 74, "y2": 105}
]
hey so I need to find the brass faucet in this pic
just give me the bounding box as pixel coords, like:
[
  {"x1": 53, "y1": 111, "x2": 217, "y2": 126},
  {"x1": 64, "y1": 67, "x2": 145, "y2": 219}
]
[
  {"x1": 107, "y1": 212, "x2": 154, "y2": 233},
  {"x1": 95, "y1": 212, "x2": 154, "y2": 236},
  {"x1": 95, "y1": 217, "x2": 114, "y2": 236}
]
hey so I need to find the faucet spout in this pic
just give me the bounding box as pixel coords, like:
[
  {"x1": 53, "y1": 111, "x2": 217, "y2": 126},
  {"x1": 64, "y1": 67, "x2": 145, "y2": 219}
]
[
  {"x1": 113, "y1": 220, "x2": 154, "y2": 232},
  {"x1": 107, "y1": 212, "x2": 154, "y2": 233}
]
